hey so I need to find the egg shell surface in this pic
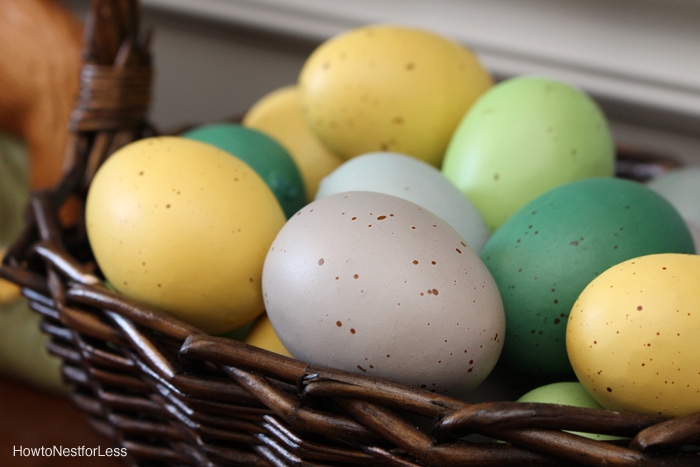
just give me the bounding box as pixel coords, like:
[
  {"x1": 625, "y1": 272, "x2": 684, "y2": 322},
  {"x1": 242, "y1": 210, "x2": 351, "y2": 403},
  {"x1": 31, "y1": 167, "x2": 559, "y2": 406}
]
[
  {"x1": 517, "y1": 382, "x2": 621, "y2": 440},
  {"x1": 85, "y1": 136, "x2": 286, "y2": 334},
  {"x1": 182, "y1": 122, "x2": 306, "y2": 218},
  {"x1": 480, "y1": 177, "x2": 695, "y2": 378},
  {"x1": 262, "y1": 191, "x2": 505, "y2": 396},
  {"x1": 647, "y1": 165, "x2": 700, "y2": 232},
  {"x1": 315, "y1": 151, "x2": 490, "y2": 252},
  {"x1": 242, "y1": 85, "x2": 344, "y2": 202},
  {"x1": 442, "y1": 76, "x2": 615, "y2": 232},
  {"x1": 244, "y1": 313, "x2": 293, "y2": 358},
  {"x1": 567, "y1": 253, "x2": 700, "y2": 417},
  {"x1": 298, "y1": 24, "x2": 493, "y2": 167}
]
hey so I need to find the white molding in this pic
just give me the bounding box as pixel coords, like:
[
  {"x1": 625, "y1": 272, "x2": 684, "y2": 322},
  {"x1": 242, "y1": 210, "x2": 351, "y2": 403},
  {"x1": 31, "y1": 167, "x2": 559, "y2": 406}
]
[{"x1": 140, "y1": 0, "x2": 700, "y2": 124}]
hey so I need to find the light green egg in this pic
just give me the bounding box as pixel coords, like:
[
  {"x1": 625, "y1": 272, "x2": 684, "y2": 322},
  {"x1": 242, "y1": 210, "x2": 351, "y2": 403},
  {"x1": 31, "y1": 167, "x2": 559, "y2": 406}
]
[
  {"x1": 517, "y1": 382, "x2": 624, "y2": 441},
  {"x1": 442, "y1": 76, "x2": 615, "y2": 232}
]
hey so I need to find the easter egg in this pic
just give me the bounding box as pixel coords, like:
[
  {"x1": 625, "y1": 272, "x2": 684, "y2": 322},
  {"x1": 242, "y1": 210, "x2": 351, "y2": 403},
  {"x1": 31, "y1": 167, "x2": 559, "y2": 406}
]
[
  {"x1": 86, "y1": 136, "x2": 286, "y2": 334},
  {"x1": 517, "y1": 382, "x2": 623, "y2": 440},
  {"x1": 442, "y1": 76, "x2": 615, "y2": 232},
  {"x1": 182, "y1": 122, "x2": 306, "y2": 218},
  {"x1": 243, "y1": 85, "x2": 344, "y2": 201},
  {"x1": 647, "y1": 165, "x2": 700, "y2": 251},
  {"x1": 315, "y1": 151, "x2": 490, "y2": 252},
  {"x1": 244, "y1": 314, "x2": 292, "y2": 357},
  {"x1": 567, "y1": 253, "x2": 700, "y2": 417},
  {"x1": 299, "y1": 24, "x2": 493, "y2": 167},
  {"x1": 480, "y1": 177, "x2": 695, "y2": 378},
  {"x1": 263, "y1": 191, "x2": 504, "y2": 397}
]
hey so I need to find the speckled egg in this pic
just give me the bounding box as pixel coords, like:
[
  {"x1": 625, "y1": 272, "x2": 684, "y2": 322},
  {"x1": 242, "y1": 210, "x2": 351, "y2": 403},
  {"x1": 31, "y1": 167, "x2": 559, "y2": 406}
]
[
  {"x1": 243, "y1": 85, "x2": 344, "y2": 202},
  {"x1": 298, "y1": 24, "x2": 493, "y2": 167},
  {"x1": 442, "y1": 76, "x2": 615, "y2": 232},
  {"x1": 86, "y1": 136, "x2": 286, "y2": 335},
  {"x1": 262, "y1": 191, "x2": 505, "y2": 396},
  {"x1": 567, "y1": 253, "x2": 700, "y2": 417},
  {"x1": 480, "y1": 177, "x2": 695, "y2": 378},
  {"x1": 315, "y1": 152, "x2": 490, "y2": 252},
  {"x1": 181, "y1": 122, "x2": 306, "y2": 219}
]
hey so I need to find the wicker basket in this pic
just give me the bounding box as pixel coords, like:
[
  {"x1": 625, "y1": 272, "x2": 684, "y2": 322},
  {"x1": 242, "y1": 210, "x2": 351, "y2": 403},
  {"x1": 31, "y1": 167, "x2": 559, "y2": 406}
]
[{"x1": 2, "y1": 1, "x2": 699, "y2": 465}]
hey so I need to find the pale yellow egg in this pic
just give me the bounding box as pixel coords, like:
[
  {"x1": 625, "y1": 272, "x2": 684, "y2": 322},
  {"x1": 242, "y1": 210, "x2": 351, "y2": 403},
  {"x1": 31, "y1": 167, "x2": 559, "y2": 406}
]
[{"x1": 86, "y1": 136, "x2": 286, "y2": 334}]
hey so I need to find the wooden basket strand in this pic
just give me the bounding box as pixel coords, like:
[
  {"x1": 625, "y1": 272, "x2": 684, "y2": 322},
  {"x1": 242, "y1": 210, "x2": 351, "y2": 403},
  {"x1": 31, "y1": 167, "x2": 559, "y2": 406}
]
[{"x1": 1, "y1": 0, "x2": 700, "y2": 465}]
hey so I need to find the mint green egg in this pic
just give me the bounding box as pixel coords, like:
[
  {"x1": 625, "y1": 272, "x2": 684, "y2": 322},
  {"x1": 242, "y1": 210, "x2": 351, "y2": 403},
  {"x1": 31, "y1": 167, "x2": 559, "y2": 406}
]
[
  {"x1": 480, "y1": 177, "x2": 695, "y2": 378},
  {"x1": 442, "y1": 76, "x2": 615, "y2": 232},
  {"x1": 183, "y1": 123, "x2": 306, "y2": 218}
]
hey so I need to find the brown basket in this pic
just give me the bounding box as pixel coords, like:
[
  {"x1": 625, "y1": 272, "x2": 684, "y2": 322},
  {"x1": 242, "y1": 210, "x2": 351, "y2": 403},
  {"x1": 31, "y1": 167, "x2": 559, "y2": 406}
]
[{"x1": 2, "y1": 1, "x2": 699, "y2": 465}]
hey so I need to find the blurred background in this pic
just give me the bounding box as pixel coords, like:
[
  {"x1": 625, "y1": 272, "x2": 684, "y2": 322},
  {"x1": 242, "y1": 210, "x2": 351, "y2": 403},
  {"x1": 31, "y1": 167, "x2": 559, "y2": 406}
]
[{"x1": 62, "y1": 0, "x2": 700, "y2": 162}]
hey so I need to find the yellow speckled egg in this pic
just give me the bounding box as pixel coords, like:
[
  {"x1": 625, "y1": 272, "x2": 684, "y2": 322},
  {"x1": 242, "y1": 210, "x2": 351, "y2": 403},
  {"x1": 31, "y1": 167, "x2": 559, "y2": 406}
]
[
  {"x1": 85, "y1": 136, "x2": 286, "y2": 334},
  {"x1": 298, "y1": 24, "x2": 493, "y2": 167},
  {"x1": 243, "y1": 85, "x2": 344, "y2": 201},
  {"x1": 567, "y1": 253, "x2": 700, "y2": 416}
]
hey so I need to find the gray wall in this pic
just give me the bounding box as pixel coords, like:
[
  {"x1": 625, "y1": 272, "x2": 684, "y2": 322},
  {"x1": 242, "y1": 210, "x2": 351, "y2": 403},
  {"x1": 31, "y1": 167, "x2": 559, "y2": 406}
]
[{"x1": 64, "y1": 1, "x2": 700, "y2": 164}]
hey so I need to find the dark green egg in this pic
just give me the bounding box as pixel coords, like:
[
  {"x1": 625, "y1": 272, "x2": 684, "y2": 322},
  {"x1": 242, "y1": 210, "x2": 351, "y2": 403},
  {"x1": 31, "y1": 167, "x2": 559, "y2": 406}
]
[
  {"x1": 183, "y1": 123, "x2": 306, "y2": 218},
  {"x1": 480, "y1": 177, "x2": 695, "y2": 379}
]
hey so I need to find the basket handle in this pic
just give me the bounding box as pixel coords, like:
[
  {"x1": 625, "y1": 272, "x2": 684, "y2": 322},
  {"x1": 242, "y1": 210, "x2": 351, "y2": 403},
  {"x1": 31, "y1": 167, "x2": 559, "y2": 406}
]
[{"x1": 61, "y1": 0, "x2": 154, "y2": 196}]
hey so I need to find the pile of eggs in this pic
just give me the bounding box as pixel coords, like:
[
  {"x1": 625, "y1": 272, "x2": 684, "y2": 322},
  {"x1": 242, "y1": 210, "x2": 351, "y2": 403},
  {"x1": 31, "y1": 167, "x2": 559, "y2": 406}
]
[{"x1": 84, "y1": 24, "x2": 700, "y2": 416}]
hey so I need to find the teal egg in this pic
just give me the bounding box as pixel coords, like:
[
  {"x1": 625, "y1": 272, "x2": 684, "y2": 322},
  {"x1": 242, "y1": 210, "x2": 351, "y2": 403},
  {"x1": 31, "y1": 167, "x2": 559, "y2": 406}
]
[
  {"x1": 182, "y1": 123, "x2": 306, "y2": 218},
  {"x1": 442, "y1": 76, "x2": 615, "y2": 233},
  {"x1": 480, "y1": 177, "x2": 695, "y2": 378}
]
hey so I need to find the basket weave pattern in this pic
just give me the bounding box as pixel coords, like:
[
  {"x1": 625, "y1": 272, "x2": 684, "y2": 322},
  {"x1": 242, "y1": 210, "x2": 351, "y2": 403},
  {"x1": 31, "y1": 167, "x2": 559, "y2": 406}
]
[{"x1": 2, "y1": 1, "x2": 700, "y2": 465}]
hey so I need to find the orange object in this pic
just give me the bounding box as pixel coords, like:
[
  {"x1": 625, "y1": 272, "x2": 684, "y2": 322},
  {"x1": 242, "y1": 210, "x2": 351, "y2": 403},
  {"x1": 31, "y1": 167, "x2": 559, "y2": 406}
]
[{"x1": 0, "y1": 0, "x2": 83, "y2": 191}]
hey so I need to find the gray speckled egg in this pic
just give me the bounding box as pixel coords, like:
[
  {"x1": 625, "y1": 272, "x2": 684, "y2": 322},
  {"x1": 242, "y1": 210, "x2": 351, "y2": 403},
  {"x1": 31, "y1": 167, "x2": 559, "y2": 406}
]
[{"x1": 262, "y1": 191, "x2": 504, "y2": 397}]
